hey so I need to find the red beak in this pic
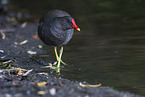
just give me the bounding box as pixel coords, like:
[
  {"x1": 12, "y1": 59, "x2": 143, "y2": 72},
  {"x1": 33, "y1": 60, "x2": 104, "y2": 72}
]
[{"x1": 72, "y1": 19, "x2": 80, "y2": 31}]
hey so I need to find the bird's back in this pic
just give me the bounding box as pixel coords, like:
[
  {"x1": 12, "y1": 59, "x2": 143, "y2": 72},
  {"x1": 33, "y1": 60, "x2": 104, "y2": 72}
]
[{"x1": 39, "y1": 10, "x2": 71, "y2": 23}]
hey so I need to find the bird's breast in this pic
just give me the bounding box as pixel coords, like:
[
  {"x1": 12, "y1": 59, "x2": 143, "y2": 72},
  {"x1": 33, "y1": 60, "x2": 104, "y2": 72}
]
[
  {"x1": 58, "y1": 29, "x2": 74, "y2": 46},
  {"x1": 49, "y1": 27, "x2": 74, "y2": 46},
  {"x1": 51, "y1": 26, "x2": 66, "y2": 39}
]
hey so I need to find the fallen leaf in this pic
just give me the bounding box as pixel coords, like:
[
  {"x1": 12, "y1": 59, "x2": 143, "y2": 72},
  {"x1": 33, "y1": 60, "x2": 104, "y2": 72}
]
[
  {"x1": 21, "y1": 22, "x2": 27, "y2": 28},
  {"x1": 0, "y1": 30, "x2": 6, "y2": 40},
  {"x1": 33, "y1": 34, "x2": 39, "y2": 40},
  {"x1": 20, "y1": 40, "x2": 28, "y2": 45},
  {"x1": 0, "y1": 70, "x2": 3, "y2": 72},
  {"x1": 37, "y1": 82, "x2": 47, "y2": 87},
  {"x1": 2, "y1": 60, "x2": 12, "y2": 64},
  {"x1": 79, "y1": 82, "x2": 101, "y2": 88},
  {"x1": 14, "y1": 42, "x2": 18, "y2": 45},
  {"x1": 38, "y1": 91, "x2": 47, "y2": 95},
  {"x1": 14, "y1": 40, "x2": 28, "y2": 45},
  {"x1": 0, "y1": 50, "x2": 4, "y2": 53},
  {"x1": 37, "y1": 72, "x2": 49, "y2": 76},
  {"x1": 27, "y1": 50, "x2": 37, "y2": 55}
]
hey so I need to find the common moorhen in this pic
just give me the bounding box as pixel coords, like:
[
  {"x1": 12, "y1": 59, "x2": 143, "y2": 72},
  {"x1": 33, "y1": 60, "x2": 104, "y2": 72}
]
[{"x1": 38, "y1": 10, "x2": 80, "y2": 73}]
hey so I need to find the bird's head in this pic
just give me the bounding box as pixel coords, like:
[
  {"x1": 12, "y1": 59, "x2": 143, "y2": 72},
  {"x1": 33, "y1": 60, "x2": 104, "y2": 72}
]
[{"x1": 64, "y1": 16, "x2": 80, "y2": 31}]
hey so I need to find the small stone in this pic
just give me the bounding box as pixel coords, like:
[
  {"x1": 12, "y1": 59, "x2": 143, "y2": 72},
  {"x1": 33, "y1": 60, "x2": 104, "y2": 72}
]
[
  {"x1": 49, "y1": 88, "x2": 56, "y2": 96},
  {"x1": 38, "y1": 45, "x2": 42, "y2": 48}
]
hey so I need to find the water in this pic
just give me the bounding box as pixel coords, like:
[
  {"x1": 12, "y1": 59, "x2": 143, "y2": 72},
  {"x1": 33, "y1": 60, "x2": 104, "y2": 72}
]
[{"x1": 9, "y1": 0, "x2": 145, "y2": 95}]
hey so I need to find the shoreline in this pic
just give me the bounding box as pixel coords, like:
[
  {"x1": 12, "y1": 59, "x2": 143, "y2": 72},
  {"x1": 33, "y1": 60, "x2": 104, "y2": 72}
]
[{"x1": 0, "y1": 22, "x2": 143, "y2": 97}]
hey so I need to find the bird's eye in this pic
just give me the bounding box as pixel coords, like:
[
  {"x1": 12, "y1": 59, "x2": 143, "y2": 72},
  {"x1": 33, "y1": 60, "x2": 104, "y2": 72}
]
[{"x1": 66, "y1": 19, "x2": 71, "y2": 24}]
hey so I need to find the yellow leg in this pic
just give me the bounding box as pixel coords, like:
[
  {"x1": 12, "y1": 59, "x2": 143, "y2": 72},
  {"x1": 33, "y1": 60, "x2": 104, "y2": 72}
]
[
  {"x1": 56, "y1": 47, "x2": 63, "y2": 73},
  {"x1": 54, "y1": 47, "x2": 66, "y2": 65},
  {"x1": 54, "y1": 47, "x2": 59, "y2": 61}
]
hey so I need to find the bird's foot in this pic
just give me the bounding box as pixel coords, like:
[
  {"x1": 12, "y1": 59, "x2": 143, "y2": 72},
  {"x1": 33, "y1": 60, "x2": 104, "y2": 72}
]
[
  {"x1": 42, "y1": 63, "x2": 56, "y2": 69},
  {"x1": 60, "y1": 60, "x2": 67, "y2": 65},
  {"x1": 42, "y1": 62, "x2": 61, "y2": 73},
  {"x1": 55, "y1": 60, "x2": 66, "y2": 65}
]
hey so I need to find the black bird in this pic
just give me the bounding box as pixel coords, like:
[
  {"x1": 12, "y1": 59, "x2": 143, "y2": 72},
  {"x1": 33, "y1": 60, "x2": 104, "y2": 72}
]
[{"x1": 38, "y1": 10, "x2": 80, "y2": 73}]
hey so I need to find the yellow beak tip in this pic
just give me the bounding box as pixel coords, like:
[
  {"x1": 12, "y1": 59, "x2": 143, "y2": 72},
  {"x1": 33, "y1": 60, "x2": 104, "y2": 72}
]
[{"x1": 76, "y1": 28, "x2": 80, "y2": 31}]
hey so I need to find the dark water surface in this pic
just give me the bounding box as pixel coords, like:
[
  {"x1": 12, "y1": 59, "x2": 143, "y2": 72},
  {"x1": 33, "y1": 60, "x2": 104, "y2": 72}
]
[{"x1": 9, "y1": 0, "x2": 145, "y2": 96}]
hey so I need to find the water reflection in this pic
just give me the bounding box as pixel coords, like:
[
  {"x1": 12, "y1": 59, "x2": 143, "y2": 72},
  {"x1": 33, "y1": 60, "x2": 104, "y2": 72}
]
[{"x1": 9, "y1": 0, "x2": 145, "y2": 96}]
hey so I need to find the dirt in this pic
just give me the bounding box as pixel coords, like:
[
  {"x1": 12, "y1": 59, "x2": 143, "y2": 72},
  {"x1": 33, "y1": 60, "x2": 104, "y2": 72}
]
[{"x1": 0, "y1": 15, "x2": 144, "y2": 97}]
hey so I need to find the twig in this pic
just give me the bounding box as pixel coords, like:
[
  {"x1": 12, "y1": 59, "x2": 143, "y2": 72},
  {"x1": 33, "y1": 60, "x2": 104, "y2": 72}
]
[
  {"x1": 22, "y1": 69, "x2": 33, "y2": 76},
  {"x1": 0, "y1": 30, "x2": 6, "y2": 40}
]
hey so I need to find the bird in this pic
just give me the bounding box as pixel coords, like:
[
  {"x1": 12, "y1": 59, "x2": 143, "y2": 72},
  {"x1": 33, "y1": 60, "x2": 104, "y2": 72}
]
[{"x1": 38, "y1": 10, "x2": 80, "y2": 73}]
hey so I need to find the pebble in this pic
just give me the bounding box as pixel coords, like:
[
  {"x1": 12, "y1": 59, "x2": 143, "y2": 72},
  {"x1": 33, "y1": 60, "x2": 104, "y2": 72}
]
[{"x1": 49, "y1": 88, "x2": 56, "y2": 96}]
